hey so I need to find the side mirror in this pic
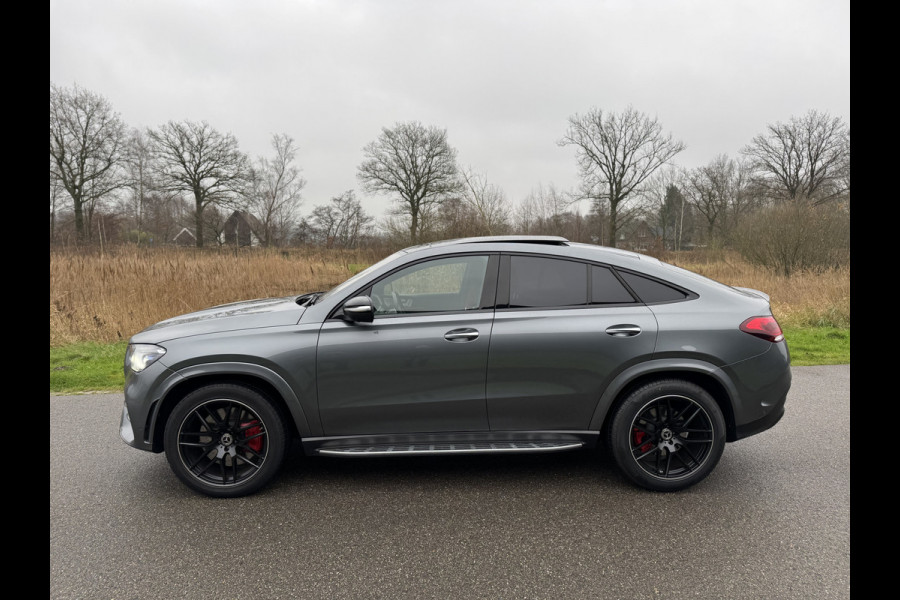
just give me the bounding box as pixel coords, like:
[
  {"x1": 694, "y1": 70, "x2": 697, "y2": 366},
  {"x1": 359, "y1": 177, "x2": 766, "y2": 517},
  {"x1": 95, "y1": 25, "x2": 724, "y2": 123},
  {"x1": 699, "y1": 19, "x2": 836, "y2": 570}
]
[{"x1": 342, "y1": 296, "x2": 375, "y2": 323}]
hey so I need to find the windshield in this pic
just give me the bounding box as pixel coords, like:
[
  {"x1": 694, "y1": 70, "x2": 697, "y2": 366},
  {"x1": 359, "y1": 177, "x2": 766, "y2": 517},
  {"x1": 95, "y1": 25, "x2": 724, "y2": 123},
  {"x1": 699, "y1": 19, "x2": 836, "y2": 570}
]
[{"x1": 315, "y1": 250, "x2": 407, "y2": 303}]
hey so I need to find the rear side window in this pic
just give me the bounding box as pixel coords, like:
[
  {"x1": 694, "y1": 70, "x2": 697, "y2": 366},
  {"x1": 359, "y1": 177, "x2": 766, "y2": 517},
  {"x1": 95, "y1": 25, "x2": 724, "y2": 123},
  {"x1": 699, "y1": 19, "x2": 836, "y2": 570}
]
[
  {"x1": 509, "y1": 256, "x2": 587, "y2": 307},
  {"x1": 618, "y1": 271, "x2": 688, "y2": 303},
  {"x1": 591, "y1": 266, "x2": 636, "y2": 304}
]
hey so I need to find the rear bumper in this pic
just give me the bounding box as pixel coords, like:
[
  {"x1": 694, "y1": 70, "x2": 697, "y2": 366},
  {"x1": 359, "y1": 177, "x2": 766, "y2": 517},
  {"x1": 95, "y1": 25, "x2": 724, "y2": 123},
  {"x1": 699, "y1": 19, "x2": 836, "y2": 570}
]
[
  {"x1": 723, "y1": 341, "x2": 792, "y2": 441},
  {"x1": 733, "y1": 390, "x2": 786, "y2": 440}
]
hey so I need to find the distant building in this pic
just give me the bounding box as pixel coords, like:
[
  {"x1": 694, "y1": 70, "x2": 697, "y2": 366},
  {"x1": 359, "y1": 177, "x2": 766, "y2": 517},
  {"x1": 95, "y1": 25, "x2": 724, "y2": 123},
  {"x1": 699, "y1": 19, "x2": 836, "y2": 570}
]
[
  {"x1": 617, "y1": 220, "x2": 683, "y2": 252},
  {"x1": 222, "y1": 211, "x2": 262, "y2": 247},
  {"x1": 172, "y1": 227, "x2": 196, "y2": 246}
]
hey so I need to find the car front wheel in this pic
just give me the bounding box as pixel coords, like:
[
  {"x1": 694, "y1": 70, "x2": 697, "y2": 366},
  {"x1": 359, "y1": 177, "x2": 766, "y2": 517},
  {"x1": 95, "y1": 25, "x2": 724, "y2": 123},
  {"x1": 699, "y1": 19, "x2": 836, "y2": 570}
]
[
  {"x1": 608, "y1": 379, "x2": 726, "y2": 492},
  {"x1": 163, "y1": 383, "x2": 288, "y2": 498}
]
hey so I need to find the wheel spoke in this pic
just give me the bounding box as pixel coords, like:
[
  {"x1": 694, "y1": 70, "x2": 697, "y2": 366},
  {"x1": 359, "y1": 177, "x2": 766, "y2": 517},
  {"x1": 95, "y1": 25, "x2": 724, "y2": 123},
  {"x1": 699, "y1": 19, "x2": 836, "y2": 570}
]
[
  {"x1": 237, "y1": 444, "x2": 265, "y2": 462},
  {"x1": 633, "y1": 445, "x2": 660, "y2": 461},
  {"x1": 201, "y1": 406, "x2": 224, "y2": 427},
  {"x1": 678, "y1": 442, "x2": 701, "y2": 465},
  {"x1": 680, "y1": 435, "x2": 713, "y2": 444},
  {"x1": 237, "y1": 455, "x2": 263, "y2": 471},
  {"x1": 663, "y1": 451, "x2": 673, "y2": 477},
  {"x1": 679, "y1": 427, "x2": 712, "y2": 435},
  {"x1": 179, "y1": 440, "x2": 216, "y2": 448},
  {"x1": 681, "y1": 406, "x2": 703, "y2": 428},
  {"x1": 191, "y1": 453, "x2": 217, "y2": 475}
]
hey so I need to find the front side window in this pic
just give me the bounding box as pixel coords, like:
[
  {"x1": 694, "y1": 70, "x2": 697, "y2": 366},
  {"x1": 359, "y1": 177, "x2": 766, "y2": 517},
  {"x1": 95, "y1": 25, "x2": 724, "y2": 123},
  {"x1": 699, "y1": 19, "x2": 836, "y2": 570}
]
[{"x1": 370, "y1": 255, "x2": 490, "y2": 315}]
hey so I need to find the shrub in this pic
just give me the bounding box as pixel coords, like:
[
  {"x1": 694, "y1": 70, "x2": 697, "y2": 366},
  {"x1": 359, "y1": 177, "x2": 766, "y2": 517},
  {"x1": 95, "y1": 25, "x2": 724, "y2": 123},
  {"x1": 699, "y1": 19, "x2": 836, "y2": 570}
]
[{"x1": 733, "y1": 202, "x2": 850, "y2": 276}]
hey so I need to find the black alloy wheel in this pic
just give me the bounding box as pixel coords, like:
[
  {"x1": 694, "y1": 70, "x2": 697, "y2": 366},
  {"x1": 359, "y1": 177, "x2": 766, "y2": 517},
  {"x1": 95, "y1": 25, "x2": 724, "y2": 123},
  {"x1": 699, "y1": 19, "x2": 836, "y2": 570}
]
[
  {"x1": 609, "y1": 379, "x2": 726, "y2": 492},
  {"x1": 164, "y1": 384, "x2": 288, "y2": 497}
]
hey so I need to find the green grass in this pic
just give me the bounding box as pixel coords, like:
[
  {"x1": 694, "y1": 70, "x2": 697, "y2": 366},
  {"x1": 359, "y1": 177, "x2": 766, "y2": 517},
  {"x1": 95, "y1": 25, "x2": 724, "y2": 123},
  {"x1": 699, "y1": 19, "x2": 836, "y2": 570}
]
[
  {"x1": 50, "y1": 341, "x2": 129, "y2": 394},
  {"x1": 49, "y1": 327, "x2": 849, "y2": 394},
  {"x1": 782, "y1": 327, "x2": 850, "y2": 366}
]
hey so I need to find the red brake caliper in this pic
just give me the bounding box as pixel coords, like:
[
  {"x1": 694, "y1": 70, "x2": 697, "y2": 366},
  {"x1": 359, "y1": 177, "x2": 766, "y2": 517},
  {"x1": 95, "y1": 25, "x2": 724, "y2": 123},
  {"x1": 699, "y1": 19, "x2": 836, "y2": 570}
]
[
  {"x1": 242, "y1": 420, "x2": 263, "y2": 452},
  {"x1": 633, "y1": 428, "x2": 652, "y2": 453}
]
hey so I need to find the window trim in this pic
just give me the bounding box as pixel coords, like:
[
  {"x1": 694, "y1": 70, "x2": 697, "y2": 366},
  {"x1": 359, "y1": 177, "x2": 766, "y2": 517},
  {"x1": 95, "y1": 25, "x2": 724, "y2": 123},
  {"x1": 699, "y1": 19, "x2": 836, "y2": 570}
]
[
  {"x1": 612, "y1": 266, "x2": 698, "y2": 305},
  {"x1": 495, "y1": 252, "x2": 696, "y2": 312},
  {"x1": 327, "y1": 252, "x2": 500, "y2": 321}
]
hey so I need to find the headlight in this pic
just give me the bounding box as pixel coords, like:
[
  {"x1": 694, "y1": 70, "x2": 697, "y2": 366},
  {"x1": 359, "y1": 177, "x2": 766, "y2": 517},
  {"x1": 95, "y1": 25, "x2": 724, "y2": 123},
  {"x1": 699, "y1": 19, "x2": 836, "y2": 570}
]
[{"x1": 125, "y1": 344, "x2": 167, "y2": 373}]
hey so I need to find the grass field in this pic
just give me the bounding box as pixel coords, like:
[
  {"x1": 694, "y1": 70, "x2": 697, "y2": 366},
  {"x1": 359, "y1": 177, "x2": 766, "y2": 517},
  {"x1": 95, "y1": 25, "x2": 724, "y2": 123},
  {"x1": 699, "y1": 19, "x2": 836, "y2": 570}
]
[{"x1": 49, "y1": 244, "x2": 849, "y2": 393}]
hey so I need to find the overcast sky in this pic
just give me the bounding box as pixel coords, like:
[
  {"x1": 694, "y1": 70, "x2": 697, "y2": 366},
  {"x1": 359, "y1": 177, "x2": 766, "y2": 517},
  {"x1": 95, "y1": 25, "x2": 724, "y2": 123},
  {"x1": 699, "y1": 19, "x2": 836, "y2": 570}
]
[{"x1": 50, "y1": 0, "x2": 849, "y2": 219}]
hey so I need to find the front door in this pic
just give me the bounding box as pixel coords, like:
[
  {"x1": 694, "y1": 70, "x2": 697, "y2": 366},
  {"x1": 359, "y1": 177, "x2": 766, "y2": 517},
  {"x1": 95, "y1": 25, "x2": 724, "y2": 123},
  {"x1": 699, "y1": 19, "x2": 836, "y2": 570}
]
[{"x1": 316, "y1": 254, "x2": 498, "y2": 436}]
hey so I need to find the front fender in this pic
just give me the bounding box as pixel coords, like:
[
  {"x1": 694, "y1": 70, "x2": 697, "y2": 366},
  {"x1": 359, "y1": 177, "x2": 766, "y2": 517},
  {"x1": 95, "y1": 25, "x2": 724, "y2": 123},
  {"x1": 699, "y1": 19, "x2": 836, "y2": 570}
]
[{"x1": 150, "y1": 361, "x2": 316, "y2": 443}]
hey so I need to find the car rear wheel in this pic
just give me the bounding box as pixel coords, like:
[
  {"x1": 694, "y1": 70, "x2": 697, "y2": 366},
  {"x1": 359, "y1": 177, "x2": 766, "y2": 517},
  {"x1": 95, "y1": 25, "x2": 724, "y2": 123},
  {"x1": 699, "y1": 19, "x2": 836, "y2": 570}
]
[
  {"x1": 608, "y1": 379, "x2": 726, "y2": 492},
  {"x1": 163, "y1": 383, "x2": 288, "y2": 498}
]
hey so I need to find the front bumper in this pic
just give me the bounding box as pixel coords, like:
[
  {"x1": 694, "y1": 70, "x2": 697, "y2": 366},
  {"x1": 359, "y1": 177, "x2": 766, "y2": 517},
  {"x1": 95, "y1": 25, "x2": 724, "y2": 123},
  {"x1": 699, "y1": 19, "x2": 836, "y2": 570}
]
[
  {"x1": 119, "y1": 400, "x2": 136, "y2": 446},
  {"x1": 121, "y1": 360, "x2": 179, "y2": 453}
]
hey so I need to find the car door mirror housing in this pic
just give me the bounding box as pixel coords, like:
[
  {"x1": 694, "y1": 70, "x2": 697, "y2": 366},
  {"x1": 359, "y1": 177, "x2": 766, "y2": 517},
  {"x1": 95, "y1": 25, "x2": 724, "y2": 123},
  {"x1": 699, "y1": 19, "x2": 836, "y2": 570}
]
[{"x1": 342, "y1": 296, "x2": 375, "y2": 323}]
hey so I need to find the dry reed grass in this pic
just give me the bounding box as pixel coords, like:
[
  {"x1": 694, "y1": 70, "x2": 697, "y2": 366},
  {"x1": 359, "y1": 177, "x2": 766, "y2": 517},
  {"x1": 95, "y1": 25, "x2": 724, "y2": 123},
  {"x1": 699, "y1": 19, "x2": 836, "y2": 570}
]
[
  {"x1": 50, "y1": 245, "x2": 382, "y2": 346},
  {"x1": 662, "y1": 249, "x2": 850, "y2": 329},
  {"x1": 50, "y1": 245, "x2": 849, "y2": 346}
]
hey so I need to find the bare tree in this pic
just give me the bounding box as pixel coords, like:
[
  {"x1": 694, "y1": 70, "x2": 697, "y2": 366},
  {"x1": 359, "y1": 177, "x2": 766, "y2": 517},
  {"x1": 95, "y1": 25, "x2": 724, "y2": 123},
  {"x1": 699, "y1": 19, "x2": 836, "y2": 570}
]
[
  {"x1": 459, "y1": 168, "x2": 511, "y2": 235},
  {"x1": 149, "y1": 120, "x2": 249, "y2": 247},
  {"x1": 357, "y1": 121, "x2": 461, "y2": 244},
  {"x1": 684, "y1": 155, "x2": 759, "y2": 245},
  {"x1": 50, "y1": 170, "x2": 68, "y2": 243},
  {"x1": 49, "y1": 82, "x2": 127, "y2": 242},
  {"x1": 121, "y1": 128, "x2": 155, "y2": 241},
  {"x1": 513, "y1": 183, "x2": 596, "y2": 242},
  {"x1": 640, "y1": 166, "x2": 683, "y2": 250},
  {"x1": 244, "y1": 133, "x2": 306, "y2": 247},
  {"x1": 559, "y1": 106, "x2": 685, "y2": 247},
  {"x1": 516, "y1": 182, "x2": 572, "y2": 236},
  {"x1": 684, "y1": 156, "x2": 730, "y2": 245},
  {"x1": 741, "y1": 109, "x2": 850, "y2": 205},
  {"x1": 308, "y1": 190, "x2": 374, "y2": 248},
  {"x1": 143, "y1": 191, "x2": 192, "y2": 245}
]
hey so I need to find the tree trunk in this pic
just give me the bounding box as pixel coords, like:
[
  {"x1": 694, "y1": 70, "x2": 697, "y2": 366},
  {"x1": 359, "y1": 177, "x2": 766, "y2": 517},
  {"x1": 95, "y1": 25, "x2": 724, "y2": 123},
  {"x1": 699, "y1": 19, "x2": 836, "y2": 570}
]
[
  {"x1": 195, "y1": 198, "x2": 205, "y2": 248},
  {"x1": 73, "y1": 199, "x2": 86, "y2": 242},
  {"x1": 609, "y1": 200, "x2": 619, "y2": 248},
  {"x1": 409, "y1": 208, "x2": 418, "y2": 245}
]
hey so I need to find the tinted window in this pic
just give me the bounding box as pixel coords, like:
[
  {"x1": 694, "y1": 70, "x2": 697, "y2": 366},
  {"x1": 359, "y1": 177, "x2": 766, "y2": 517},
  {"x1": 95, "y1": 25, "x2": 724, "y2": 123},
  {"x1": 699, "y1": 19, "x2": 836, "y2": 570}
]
[
  {"x1": 618, "y1": 271, "x2": 688, "y2": 303},
  {"x1": 371, "y1": 255, "x2": 489, "y2": 315},
  {"x1": 509, "y1": 256, "x2": 587, "y2": 307},
  {"x1": 591, "y1": 266, "x2": 635, "y2": 303}
]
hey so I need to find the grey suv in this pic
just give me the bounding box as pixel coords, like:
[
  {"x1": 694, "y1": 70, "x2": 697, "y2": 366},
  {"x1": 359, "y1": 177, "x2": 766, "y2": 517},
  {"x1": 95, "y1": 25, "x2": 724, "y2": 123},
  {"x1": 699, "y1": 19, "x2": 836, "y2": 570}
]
[{"x1": 120, "y1": 236, "x2": 790, "y2": 497}]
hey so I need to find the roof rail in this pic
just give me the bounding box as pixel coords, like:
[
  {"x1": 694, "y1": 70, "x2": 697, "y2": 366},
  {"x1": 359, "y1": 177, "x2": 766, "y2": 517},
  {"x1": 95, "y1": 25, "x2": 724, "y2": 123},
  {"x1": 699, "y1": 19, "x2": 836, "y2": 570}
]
[{"x1": 440, "y1": 235, "x2": 570, "y2": 246}]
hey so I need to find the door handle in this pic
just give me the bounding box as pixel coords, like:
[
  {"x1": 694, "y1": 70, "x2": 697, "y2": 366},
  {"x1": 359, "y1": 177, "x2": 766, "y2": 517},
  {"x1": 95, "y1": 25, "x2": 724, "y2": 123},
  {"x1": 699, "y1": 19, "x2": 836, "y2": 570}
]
[
  {"x1": 444, "y1": 328, "x2": 479, "y2": 342},
  {"x1": 605, "y1": 324, "x2": 642, "y2": 337}
]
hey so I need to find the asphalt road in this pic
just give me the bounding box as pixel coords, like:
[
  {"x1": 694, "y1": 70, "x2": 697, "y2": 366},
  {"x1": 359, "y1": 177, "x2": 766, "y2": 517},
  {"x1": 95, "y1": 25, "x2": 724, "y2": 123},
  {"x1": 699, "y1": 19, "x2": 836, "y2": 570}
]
[{"x1": 50, "y1": 365, "x2": 849, "y2": 600}]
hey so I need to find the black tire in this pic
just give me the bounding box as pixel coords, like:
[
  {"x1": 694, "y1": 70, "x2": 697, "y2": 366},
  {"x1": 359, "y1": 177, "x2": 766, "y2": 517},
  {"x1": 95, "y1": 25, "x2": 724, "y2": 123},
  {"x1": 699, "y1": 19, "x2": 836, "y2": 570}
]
[
  {"x1": 164, "y1": 383, "x2": 288, "y2": 498},
  {"x1": 608, "y1": 379, "x2": 726, "y2": 492}
]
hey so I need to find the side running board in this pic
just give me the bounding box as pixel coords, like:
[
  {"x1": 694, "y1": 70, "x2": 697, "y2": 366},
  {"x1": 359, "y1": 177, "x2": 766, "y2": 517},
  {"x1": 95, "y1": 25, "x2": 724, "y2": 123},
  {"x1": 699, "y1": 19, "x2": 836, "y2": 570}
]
[{"x1": 317, "y1": 441, "x2": 583, "y2": 457}]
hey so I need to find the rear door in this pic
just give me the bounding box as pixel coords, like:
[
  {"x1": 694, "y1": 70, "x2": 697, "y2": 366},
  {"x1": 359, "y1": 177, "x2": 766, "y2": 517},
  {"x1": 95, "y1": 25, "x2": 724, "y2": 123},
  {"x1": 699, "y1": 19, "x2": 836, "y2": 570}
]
[{"x1": 486, "y1": 254, "x2": 658, "y2": 431}]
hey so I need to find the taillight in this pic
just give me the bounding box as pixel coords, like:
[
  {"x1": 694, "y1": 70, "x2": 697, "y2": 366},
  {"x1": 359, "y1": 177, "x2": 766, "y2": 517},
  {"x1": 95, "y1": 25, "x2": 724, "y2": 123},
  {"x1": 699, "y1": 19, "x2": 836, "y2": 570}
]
[{"x1": 740, "y1": 316, "x2": 784, "y2": 343}]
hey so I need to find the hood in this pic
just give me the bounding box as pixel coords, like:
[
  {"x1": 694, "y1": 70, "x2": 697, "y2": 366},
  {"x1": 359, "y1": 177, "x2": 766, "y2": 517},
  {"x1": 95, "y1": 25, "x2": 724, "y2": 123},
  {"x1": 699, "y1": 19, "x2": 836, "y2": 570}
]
[{"x1": 130, "y1": 296, "x2": 306, "y2": 343}]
